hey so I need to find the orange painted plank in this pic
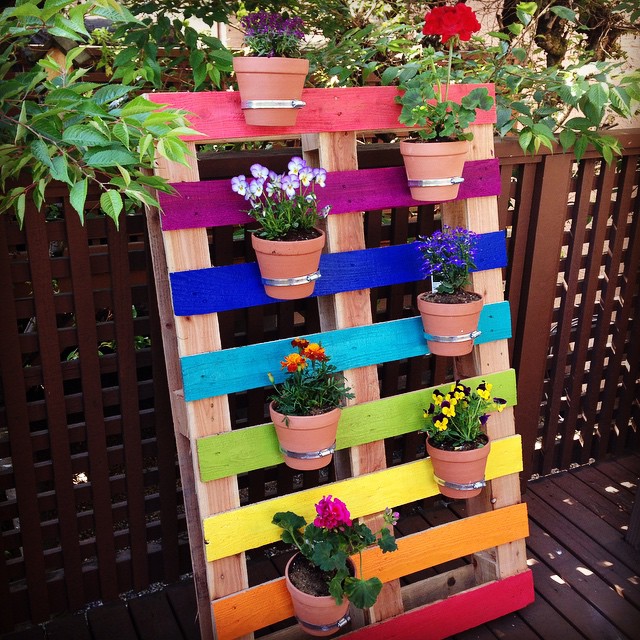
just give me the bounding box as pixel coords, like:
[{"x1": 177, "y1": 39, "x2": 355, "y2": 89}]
[
  {"x1": 148, "y1": 85, "x2": 496, "y2": 142},
  {"x1": 211, "y1": 503, "x2": 528, "y2": 639}
]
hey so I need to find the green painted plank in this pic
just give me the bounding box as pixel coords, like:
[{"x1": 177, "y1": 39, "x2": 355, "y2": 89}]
[
  {"x1": 182, "y1": 301, "x2": 511, "y2": 402},
  {"x1": 197, "y1": 369, "x2": 517, "y2": 482}
]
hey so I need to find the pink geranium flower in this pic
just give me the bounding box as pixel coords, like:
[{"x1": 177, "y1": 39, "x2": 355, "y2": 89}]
[{"x1": 313, "y1": 495, "x2": 352, "y2": 529}]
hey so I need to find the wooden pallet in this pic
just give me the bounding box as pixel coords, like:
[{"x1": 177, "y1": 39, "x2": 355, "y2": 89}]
[{"x1": 145, "y1": 85, "x2": 532, "y2": 640}]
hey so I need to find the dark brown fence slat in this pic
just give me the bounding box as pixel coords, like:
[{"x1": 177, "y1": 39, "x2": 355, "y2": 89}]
[
  {"x1": 549, "y1": 159, "x2": 597, "y2": 472},
  {"x1": 24, "y1": 208, "x2": 86, "y2": 611},
  {"x1": 512, "y1": 153, "x2": 575, "y2": 479},
  {"x1": 66, "y1": 213, "x2": 119, "y2": 601},
  {"x1": 590, "y1": 155, "x2": 640, "y2": 459},
  {"x1": 106, "y1": 217, "x2": 149, "y2": 590}
]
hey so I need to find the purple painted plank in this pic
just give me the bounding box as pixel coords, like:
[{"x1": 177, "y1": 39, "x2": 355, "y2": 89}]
[{"x1": 159, "y1": 159, "x2": 500, "y2": 231}]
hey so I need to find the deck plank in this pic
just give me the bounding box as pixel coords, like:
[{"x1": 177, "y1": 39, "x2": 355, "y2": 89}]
[
  {"x1": 87, "y1": 601, "x2": 139, "y2": 640},
  {"x1": 127, "y1": 591, "x2": 186, "y2": 640}
]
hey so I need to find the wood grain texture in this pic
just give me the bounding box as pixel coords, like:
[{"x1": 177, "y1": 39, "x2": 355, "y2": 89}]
[
  {"x1": 147, "y1": 85, "x2": 496, "y2": 143},
  {"x1": 203, "y1": 434, "x2": 523, "y2": 561},
  {"x1": 197, "y1": 370, "x2": 517, "y2": 482},
  {"x1": 211, "y1": 504, "x2": 530, "y2": 639},
  {"x1": 341, "y1": 570, "x2": 534, "y2": 640},
  {"x1": 158, "y1": 160, "x2": 501, "y2": 231},
  {"x1": 169, "y1": 231, "x2": 507, "y2": 315},
  {"x1": 181, "y1": 301, "x2": 511, "y2": 401}
]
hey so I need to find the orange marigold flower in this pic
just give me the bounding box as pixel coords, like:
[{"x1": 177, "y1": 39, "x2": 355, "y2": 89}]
[
  {"x1": 291, "y1": 337, "x2": 310, "y2": 349},
  {"x1": 281, "y1": 353, "x2": 306, "y2": 372},
  {"x1": 303, "y1": 342, "x2": 327, "y2": 361}
]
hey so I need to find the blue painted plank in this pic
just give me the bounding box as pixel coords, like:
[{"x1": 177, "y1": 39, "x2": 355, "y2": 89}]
[
  {"x1": 170, "y1": 231, "x2": 506, "y2": 316},
  {"x1": 181, "y1": 300, "x2": 511, "y2": 401}
]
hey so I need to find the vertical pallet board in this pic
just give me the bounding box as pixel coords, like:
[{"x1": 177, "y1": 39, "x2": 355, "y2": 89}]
[{"x1": 145, "y1": 86, "x2": 532, "y2": 640}]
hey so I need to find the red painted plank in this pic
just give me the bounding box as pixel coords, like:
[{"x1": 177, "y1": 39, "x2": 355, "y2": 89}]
[
  {"x1": 342, "y1": 570, "x2": 534, "y2": 640},
  {"x1": 159, "y1": 160, "x2": 500, "y2": 231},
  {"x1": 148, "y1": 85, "x2": 496, "y2": 142}
]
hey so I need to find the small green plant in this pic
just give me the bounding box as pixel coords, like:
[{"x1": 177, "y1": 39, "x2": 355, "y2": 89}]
[
  {"x1": 273, "y1": 496, "x2": 398, "y2": 609},
  {"x1": 238, "y1": 10, "x2": 306, "y2": 58},
  {"x1": 393, "y1": 3, "x2": 494, "y2": 142},
  {"x1": 422, "y1": 380, "x2": 507, "y2": 450},
  {"x1": 416, "y1": 226, "x2": 479, "y2": 296},
  {"x1": 268, "y1": 338, "x2": 353, "y2": 417}
]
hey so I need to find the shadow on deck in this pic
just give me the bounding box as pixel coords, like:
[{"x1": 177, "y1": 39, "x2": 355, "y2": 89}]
[{"x1": 3, "y1": 453, "x2": 639, "y2": 640}]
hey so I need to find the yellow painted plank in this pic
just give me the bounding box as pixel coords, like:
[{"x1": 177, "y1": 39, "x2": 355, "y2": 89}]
[
  {"x1": 212, "y1": 503, "x2": 529, "y2": 640},
  {"x1": 203, "y1": 435, "x2": 523, "y2": 561}
]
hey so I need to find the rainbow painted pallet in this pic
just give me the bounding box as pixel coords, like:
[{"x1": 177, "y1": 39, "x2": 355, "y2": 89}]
[{"x1": 146, "y1": 85, "x2": 533, "y2": 640}]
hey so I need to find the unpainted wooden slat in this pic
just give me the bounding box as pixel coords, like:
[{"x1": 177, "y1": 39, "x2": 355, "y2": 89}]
[
  {"x1": 197, "y1": 369, "x2": 517, "y2": 482},
  {"x1": 182, "y1": 302, "x2": 512, "y2": 401},
  {"x1": 212, "y1": 504, "x2": 529, "y2": 639},
  {"x1": 203, "y1": 435, "x2": 522, "y2": 561},
  {"x1": 148, "y1": 85, "x2": 496, "y2": 143}
]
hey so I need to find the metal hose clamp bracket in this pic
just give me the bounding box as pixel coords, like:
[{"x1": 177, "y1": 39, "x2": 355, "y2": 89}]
[
  {"x1": 297, "y1": 614, "x2": 351, "y2": 632},
  {"x1": 434, "y1": 475, "x2": 486, "y2": 491},
  {"x1": 241, "y1": 99, "x2": 306, "y2": 110},
  {"x1": 261, "y1": 271, "x2": 321, "y2": 287},
  {"x1": 279, "y1": 443, "x2": 336, "y2": 460},
  {"x1": 407, "y1": 176, "x2": 464, "y2": 187},
  {"x1": 424, "y1": 330, "x2": 481, "y2": 343}
]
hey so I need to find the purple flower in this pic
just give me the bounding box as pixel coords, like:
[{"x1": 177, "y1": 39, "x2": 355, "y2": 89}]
[{"x1": 230, "y1": 175, "x2": 247, "y2": 196}]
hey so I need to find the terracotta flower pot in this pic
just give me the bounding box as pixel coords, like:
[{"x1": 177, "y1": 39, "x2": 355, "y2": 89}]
[
  {"x1": 233, "y1": 57, "x2": 309, "y2": 127},
  {"x1": 269, "y1": 402, "x2": 341, "y2": 471},
  {"x1": 285, "y1": 554, "x2": 351, "y2": 637},
  {"x1": 252, "y1": 230, "x2": 325, "y2": 300},
  {"x1": 400, "y1": 139, "x2": 469, "y2": 202},
  {"x1": 427, "y1": 437, "x2": 491, "y2": 499},
  {"x1": 417, "y1": 292, "x2": 483, "y2": 356}
]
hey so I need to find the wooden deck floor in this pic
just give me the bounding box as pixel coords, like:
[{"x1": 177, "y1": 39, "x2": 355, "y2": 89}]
[{"x1": 2, "y1": 453, "x2": 639, "y2": 640}]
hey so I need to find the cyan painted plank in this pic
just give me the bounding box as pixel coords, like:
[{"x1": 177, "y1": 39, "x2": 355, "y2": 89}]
[
  {"x1": 197, "y1": 369, "x2": 517, "y2": 482},
  {"x1": 181, "y1": 300, "x2": 511, "y2": 402},
  {"x1": 159, "y1": 160, "x2": 501, "y2": 231},
  {"x1": 170, "y1": 231, "x2": 507, "y2": 315}
]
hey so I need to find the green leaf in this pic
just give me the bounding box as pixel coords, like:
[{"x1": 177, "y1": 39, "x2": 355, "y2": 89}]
[
  {"x1": 69, "y1": 178, "x2": 88, "y2": 223},
  {"x1": 85, "y1": 148, "x2": 139, "y2": 167},
  {"x1": 31, "y1": 139, "x2": 53, "y2": 168},
  {"x1": 120, "y1": 96, "x2": 163, "y2": 116},
  {"x1": 50, "y1": 155, "x2": 72, "y2": 185},
  {"x1": 344, "y1": 576, "x2": 383, "y2": 610},
  {"x1": 550, "y1": 6, "x2": 577, "y2": 22},
  {"x1": 62, "y1": 125, "x2": 111, "y2": 147},
  {"x1": 93, "y1": 84, "x2": 133, "y2": 106},
  {"x1": 558, "y1": 128, "x2": 576, "y2": 151},
  {"x1": 16, "y1": 192, "x2": 26, "y2": 227},
  {"x1": 112, "y1": 122, "x2": 130, "y2": 147},
  {"x1": 100, "y1": 190, "x2": 123, "y2": 223}
]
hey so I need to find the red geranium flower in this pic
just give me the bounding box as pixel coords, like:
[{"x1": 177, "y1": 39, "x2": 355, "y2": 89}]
[{"x1": 422, "y1": 3, "x2": 481, "y2": 44}]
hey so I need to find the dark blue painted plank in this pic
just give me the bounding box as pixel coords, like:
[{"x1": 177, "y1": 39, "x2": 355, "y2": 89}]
[
  {"x1": 181, "y1": 301, "x2": 511, "y2": 401},
  {"x1": 170, "y1": 231, "x2": 506, "y2": 316}
]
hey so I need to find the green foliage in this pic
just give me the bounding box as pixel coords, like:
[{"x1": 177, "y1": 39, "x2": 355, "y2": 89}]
[
  {"x1": 273, "y1": 498, "x2": 399, "y2": 609},
  {"x1": 0, "y1": 0, "x2": 232, "y2": 227},
  {"x1": 381, "y1": 1, "x2": 640, "y2": 162},
  {"x1": 422, "y1": 380, "x2": 507, "y2": 450}
]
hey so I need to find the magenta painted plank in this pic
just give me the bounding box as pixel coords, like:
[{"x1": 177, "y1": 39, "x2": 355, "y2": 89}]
[
  {"x1": 342, "y1": 570, "x2": 534, "y2": 640},
  {"x1": 159, "y1": 160, "x2": 500, "y2": 231},
  {"x1": 147, "y1": 85, "x2": 496, "y2": 142}
]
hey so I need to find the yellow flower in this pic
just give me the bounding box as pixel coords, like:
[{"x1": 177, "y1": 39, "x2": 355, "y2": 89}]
[
  {"x1": 281, "y1": 353, "x2": 306, "y2": 372},
  {"x1": 441, "y1": 402, "x2": 456, "y2": 418},
  {"x1": 434, "y1": 417, "x2": 448, "y2": 431}
]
